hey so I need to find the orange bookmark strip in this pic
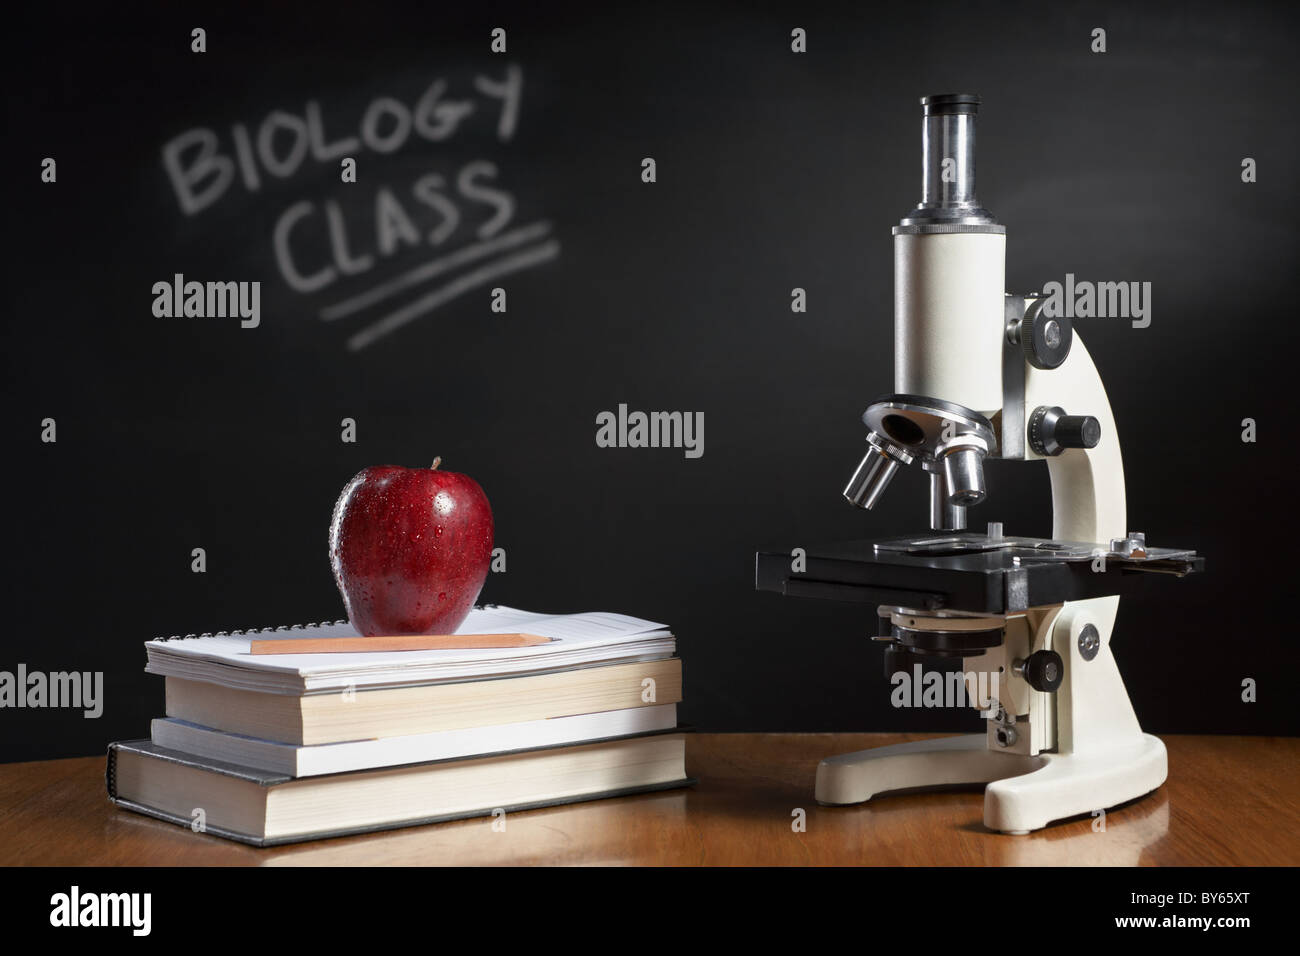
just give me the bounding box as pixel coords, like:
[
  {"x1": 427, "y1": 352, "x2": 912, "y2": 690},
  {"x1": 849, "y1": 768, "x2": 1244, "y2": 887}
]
[{"x1": 249, "y1": 633, "x2": 553, "y2": 655}]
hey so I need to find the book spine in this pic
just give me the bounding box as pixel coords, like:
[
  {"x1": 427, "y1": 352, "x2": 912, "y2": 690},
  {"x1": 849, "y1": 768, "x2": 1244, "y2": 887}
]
[{"x1": 110, "y1": 776, "x2": 695, "y2": 848}]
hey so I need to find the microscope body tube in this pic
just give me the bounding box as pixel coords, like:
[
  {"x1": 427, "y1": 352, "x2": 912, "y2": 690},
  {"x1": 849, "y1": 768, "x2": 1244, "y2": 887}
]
[
  {"x1": 893, "y1": 94, "x2": 1006, "y2": 419},
  {"x1": 894, "y1": 231, "x2": 1006, "y2": 417}
]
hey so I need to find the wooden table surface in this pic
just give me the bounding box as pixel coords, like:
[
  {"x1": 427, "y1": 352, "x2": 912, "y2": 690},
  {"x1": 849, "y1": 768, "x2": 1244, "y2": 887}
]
[{"x1": 1, "y1": 733, "x2": 1295, "y2": 866}]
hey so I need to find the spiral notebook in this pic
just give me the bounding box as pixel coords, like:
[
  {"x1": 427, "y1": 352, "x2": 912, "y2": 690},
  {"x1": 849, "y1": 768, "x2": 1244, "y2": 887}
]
[{"x1": 144, "y1": 605, "x2": 675, "y2": 694}]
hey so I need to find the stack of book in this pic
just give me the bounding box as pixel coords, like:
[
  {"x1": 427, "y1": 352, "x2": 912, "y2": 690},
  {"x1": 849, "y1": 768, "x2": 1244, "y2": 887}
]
[{"x1": 107, "y1": 606, "x2": 688, "y2": 846}]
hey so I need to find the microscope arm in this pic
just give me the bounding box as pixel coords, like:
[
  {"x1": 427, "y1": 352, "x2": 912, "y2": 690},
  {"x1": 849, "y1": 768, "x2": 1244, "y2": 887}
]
[{"x1": 1022, "y1": 330, "x2": 1127, "y2": 545}]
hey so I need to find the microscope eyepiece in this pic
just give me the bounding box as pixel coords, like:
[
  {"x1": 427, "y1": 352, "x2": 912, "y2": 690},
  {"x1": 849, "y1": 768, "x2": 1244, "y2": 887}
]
[
  {"x1": 901, "y1": 92, "x2": 997, "y2": 228},
  {"x1": 920, "y1": 93, "x2": 980, "y2": 115}
]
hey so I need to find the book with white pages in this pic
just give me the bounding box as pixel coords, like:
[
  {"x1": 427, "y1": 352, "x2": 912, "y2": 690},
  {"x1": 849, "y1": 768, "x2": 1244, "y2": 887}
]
[
  {"x1": 144, "y1": 605, "x2": 674, "y2": 694},
  {"x1": 151, "y1": 704, "x2": 679, "y2": 777},
  {"x1": 109, "y1": 732, "x2": 690, "y2": 846}
]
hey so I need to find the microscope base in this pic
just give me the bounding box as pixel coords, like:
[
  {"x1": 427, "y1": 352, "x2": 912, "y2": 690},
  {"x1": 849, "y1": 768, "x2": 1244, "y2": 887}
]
[{"x1": 815, "y1": 732, "x2": 1167, "y2": 834}]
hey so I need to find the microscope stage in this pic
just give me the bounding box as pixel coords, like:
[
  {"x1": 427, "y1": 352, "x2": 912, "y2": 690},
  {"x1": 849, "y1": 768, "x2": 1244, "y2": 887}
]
[{"x1": 755, "y1": 533, "x2": 1202, "y2": 614}]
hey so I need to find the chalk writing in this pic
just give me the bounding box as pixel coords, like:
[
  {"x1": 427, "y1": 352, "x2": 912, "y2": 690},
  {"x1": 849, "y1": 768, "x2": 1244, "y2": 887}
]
[{"x1": 159, "y1": 64, "x2": 559, "y2": 350}]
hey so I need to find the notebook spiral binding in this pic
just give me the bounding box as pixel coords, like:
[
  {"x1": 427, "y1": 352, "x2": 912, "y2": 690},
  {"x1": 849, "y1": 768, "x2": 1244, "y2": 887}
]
[
  {"x1": 153, "y1": 621, "x2": 349, "y2": 642},
  {"x1": 152, "y1": 603, "x2": 502, "y2": 642},
  {"x1": 104, "y1": 743, "x2": 117, "y2": 796}
]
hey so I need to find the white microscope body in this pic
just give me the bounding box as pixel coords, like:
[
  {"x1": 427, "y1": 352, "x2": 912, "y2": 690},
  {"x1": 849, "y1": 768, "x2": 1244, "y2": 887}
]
[{"x1": 821, "y1": 94, "x2": 1188, "y2": 834}]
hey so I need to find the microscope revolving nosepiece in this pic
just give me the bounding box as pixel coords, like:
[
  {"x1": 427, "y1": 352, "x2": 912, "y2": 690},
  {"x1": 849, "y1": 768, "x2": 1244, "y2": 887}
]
[{"x1": 844, "y1": 394, "x2": 997, "y2": 516}]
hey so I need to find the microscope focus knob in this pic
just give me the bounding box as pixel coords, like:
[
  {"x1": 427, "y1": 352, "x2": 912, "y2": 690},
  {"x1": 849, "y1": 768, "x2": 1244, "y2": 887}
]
[
  {"x1": 1018, "y1": 650, "x2": 1065, "y2": 693},
  {"x1": 1029, "y1": 405, "x2": 1102, "y2": 456},
  {"x1": 1019, "y1": 304, "x2": 1072, "y2": 370}
]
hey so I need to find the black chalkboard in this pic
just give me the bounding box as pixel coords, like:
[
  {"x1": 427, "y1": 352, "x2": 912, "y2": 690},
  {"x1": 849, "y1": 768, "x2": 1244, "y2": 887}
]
[{"x1": 4, "y1": 0, "x2": 1298, "y2": 760}]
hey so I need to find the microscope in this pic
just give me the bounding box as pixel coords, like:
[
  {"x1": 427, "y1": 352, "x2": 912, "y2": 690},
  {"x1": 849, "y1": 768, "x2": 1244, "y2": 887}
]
[{"x1": 756, "y1": 94, "x2": 1201, "y2": 834}]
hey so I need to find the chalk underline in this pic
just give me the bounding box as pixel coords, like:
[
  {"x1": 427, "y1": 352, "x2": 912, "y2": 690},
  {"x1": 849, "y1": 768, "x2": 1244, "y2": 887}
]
[{"x1": 346, "y1": 239, "x2": 561, "y2": 351}]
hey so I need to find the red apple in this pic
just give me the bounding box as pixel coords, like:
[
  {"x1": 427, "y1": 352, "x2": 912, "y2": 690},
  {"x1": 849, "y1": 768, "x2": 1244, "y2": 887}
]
[{"x1": 329, "y1": 458, "x2": 494, "y2": 636}]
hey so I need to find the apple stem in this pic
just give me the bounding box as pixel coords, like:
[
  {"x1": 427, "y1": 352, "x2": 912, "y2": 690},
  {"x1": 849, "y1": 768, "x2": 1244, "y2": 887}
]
[{"x1": 431, "y1": 456, "x2": 442, "y2": 470}]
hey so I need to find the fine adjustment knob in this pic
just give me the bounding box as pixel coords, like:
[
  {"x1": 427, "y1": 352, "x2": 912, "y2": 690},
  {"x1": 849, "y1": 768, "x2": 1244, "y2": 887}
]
[
  {"x1": 1028, "y1": 405, "x2": 1101, "y2": 456},
  {"x1": 1018, "y1": 650, "x2": 1064, "y2": 693},
  {"x1": 1019, "y1": 302, "x2": 1072, "y2": 370}
]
